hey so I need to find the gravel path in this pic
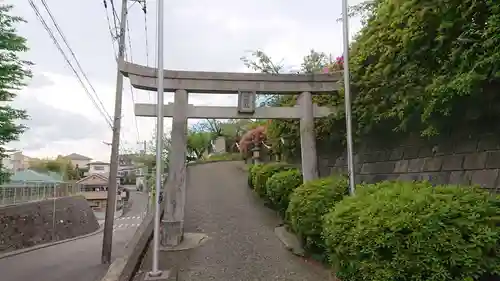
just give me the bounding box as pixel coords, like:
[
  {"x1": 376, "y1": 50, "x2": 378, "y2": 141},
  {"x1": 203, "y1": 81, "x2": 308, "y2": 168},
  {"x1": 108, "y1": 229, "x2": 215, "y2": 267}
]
[{"x1": 138, "y1": 161, "x2": 330, "y2": 281}]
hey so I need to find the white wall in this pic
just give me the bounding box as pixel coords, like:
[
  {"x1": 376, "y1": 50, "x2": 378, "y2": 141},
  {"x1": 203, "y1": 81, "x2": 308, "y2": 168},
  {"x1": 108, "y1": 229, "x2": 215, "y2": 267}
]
[
  {"x1": 1, "y1": 157, "x2": 13, "y2": 171},
  {"x1": 2, "y1": 151, "x2": 26, "y2": 172},
  {"x1": 89, "y1": 164, "x2": 110, "y2": 174}
]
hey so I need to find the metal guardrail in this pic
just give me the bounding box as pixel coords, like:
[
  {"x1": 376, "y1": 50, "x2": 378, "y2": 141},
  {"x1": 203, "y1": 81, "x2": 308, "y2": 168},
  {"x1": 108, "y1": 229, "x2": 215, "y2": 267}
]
[{"x1": 0, "y1": 184, "x2": 82, "y2": 206}]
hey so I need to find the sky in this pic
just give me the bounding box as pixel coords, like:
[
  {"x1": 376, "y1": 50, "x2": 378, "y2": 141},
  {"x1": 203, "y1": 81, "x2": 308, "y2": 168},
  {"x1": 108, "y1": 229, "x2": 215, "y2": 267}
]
[{"x1": 7, "y1": 0, "x2": 363, "y2": 162}]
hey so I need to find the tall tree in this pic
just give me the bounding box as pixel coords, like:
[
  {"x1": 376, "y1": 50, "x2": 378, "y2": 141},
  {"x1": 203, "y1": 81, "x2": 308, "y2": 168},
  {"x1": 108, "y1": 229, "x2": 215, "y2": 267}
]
[
  {"x1": 146, "y1": 128, "x2": 172, "y2": 172},
  {"x1": 0, "y1": 5, "x2": 31, "y2": 183},
  {"x1": 29, "y1": 157, "x2": 79, "y2": 181},
  {"x1": 187, "y1": 131, "x2": 212, "y2": 160},
  {"x1": 241, "y1": 50, "x2": 284, "y2": 106}
]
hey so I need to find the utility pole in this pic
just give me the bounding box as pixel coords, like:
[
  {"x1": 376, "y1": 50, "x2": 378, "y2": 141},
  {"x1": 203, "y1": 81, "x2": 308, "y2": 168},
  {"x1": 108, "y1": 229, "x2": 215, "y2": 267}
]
[
  {"x1": 101, "y1": 0, "x2": 128, "y2": 265},
  {"x1": 341, "y1": 0, "x2": 356, "y2": 195},
  {"x1": 149, "y1": 0, "x2": 164, "y2": 276}
]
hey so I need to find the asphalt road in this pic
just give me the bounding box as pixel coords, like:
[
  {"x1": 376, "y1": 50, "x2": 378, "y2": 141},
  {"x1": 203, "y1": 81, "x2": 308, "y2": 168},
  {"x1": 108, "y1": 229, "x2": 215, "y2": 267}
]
[{"x1": 0, "y1": 189, "x2": 149, "y2": 281}]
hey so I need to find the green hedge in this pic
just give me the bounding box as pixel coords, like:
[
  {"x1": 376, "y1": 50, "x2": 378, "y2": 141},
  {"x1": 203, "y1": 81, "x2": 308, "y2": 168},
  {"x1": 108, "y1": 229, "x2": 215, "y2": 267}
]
[
  {"x1": 248, "y1": 163, "x2": 265, "y2": 188},
  {"x1": 252, "y1": 163, "x2": 295, "y2": 198},
  {"x1": 287, "y1": 175, "x2": 348, "y2": 253},
  {"x1": 322, "y1": 181, "x2": 500, "y2": 281},
  {"x1": 265, "y1": 169, "x2": 303, "y2": 215}
]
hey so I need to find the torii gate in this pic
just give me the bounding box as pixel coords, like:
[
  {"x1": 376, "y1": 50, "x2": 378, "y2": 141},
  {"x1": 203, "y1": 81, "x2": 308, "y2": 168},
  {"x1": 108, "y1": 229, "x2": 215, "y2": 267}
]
[{"x1": 119, "y1": 61, "x2": 341, "y2": 247}]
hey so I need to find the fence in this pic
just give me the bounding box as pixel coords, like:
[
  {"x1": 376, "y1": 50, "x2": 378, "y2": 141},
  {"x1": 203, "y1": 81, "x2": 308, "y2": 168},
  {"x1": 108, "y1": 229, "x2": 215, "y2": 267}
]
[{"x1": 0, "y1": 184, "x2": 82, "y2": 207}]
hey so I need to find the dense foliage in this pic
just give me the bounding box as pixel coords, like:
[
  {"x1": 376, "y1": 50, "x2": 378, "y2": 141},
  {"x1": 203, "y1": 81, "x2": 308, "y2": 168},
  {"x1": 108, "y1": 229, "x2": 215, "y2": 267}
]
[
  {"x1": 252, "y1": 162, "x2": 295, "y2": 198},
  {"x1": 265, "y1": 168, "x2": 303, "y2": 214},
  {"x1": 0, "y1": 5, "x2": 31, "y2": 183},
  {"x1": 30, "y1": 157, "x2": 82, "y2": 180},
  {"x1": 246, "y1": 162, "x2": 500, "y2": 280},
  {"x1": 287, "y1": 175, "x2": 348, "y2": 252},
  {"x1": 348, "y1": 0, "x2": 500, "y2": 137},
  {"x1": 323, "y1": 181, "x2": 500, "y2": 281},
  {"x1": 242, "y1": 0, "x2": 500, "y2": 160},
  {"x1": 248, "y1": 163, "x2": 264, "y2": 188}
]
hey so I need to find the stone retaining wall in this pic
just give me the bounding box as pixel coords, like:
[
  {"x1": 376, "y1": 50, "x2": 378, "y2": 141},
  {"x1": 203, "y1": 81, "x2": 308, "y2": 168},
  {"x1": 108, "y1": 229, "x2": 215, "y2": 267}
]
[
  {"x1": 319, "y1": 132, "x2": 500, "y2": 190},
  {"x1": 0, "y1": 195, "x2": 99, "y2": 253}
]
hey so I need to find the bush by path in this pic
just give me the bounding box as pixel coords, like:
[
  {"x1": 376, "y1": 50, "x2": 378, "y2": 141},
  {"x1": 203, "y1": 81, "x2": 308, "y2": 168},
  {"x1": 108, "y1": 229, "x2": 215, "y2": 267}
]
[
  {"x1": 246, "y1": 163, "x2": 500, "y2": 280},
  {"x1": 265, "y1": 169, "x2": 303, "y2": 216},
  {"x1": 322, "y1": 181, "x2": 500, "y2": 281},
  {"x1": 252, "y1": 162, "x2": 295, "y2": 198},
  {"x1": 287, "y1": 175, "x2": 348, "y2": 254}
]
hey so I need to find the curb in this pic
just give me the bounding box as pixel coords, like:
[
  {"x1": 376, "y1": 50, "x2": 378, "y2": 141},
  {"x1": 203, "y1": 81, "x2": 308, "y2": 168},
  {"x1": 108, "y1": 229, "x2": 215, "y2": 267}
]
[
  {"x1": 274, "y1": 226, "x2": 305, "y2": 257},
  {"x1": 0, "y1": 224, "x2": 104, "y2": 260}
]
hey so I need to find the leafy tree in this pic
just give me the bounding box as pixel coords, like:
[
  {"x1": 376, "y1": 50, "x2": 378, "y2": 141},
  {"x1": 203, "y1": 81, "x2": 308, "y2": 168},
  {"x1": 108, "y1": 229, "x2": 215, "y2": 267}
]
[
  {"x1": 0, "y1": 5, "x2": 32, "y2": 183},
  {"x1": 241, "y1": 49, "x2": 342, "y2": 159},
  {"x1": 187, "y1": 130, "x2": 212, "y2": 160},
  {"x1": 241, "y1": 50, "x2": 284, "y2": 106},
  {"x1": 238, "y1": 126, "x2": 267, "y2": 157},
  {"x1": 191, "y1": 119, "x2": 223, "y2": 140},
  {"x1": 301, "y1": 49, "x2": 332, "y2": 73},
  {"x1": 29, "y1": 157, "x2": 79, "y2": 180},
  {"x1": 146, "y1": 128, "x2": 171, "y2": 172}
]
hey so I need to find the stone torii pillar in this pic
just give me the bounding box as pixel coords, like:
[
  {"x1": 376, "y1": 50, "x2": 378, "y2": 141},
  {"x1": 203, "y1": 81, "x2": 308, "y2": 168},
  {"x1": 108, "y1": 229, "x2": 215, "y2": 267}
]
[
  {"x1": 119, "y1": 61, "x2": 342, "y2": 247},
  {"x1": 163, "y1": 89, "x2": 188, "y2": 246},
  {"x1": 298, "y1": 92, "x2": 318, "y2": 181}
]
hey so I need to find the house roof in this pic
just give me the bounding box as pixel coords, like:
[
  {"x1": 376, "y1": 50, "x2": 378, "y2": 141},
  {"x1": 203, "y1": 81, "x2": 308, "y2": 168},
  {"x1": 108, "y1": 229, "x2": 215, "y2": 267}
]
[
  {"x1": 48, "y1": 171, "x2": 64, "y2": 181},
  {"x1": 10, "y1": 170, "x2": 64, "y2": 183},
  {"x1": 76, "y1": 173, "x2": 109, "y2": 185},
  {"x1": 65, "y1": 153, "x2": 92, "y2": 161}
]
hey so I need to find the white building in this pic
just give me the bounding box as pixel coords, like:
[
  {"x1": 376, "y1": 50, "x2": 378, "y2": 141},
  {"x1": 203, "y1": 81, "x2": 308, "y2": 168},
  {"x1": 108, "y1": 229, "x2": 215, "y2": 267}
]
[
  {"x1": 88, "y1": 161, "x2": 110, "y2": 175},
  {"x1": 2, "y1": 150, "x2": 32, "y2": 172}
]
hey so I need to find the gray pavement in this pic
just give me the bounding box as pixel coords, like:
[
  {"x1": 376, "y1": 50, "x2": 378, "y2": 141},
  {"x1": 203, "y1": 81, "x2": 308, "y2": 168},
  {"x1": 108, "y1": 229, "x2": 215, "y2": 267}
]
[
  {"x1": 138, "y1": 161, "x2": 330, "y2": 281},
  {"x1": 0, "y1": 190, "x2": 149, "y2": 281}
]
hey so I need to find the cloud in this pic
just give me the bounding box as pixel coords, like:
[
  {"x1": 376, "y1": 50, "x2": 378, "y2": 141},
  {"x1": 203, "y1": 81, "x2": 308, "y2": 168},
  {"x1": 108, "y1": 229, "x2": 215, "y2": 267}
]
[
  {"x1": 28, "y1": 73, "x2": 54, "y2": 88},
  {"x1": 8, "y1": 71, "x2": 113, "y2": 160}
]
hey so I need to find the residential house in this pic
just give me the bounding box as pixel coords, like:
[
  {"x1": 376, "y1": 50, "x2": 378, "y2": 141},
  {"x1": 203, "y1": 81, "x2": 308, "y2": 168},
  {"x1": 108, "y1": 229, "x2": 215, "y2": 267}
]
[
  {"x1": 64, "y1": 153, "x2": 92, "y2": 169},
  {"x1": 88, "y1": 161, "x2": 110, "y2": 175},
  {"x1": 118, "y1": 154, "x2": 139, "y2": 184},
  {"x1": 2, "y1": 150, "x2": 32, "y2": 172},
  {"x1": 135, "y1": 166, "x2": 147, "y2": 191},
  {"x1": 75, "y1": 173, "x2": 123, "y2": 211}
]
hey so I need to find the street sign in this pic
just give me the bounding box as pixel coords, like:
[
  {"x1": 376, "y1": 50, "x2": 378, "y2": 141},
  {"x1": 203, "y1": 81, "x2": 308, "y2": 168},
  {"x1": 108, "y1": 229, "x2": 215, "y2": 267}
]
[{"x1": 237, "y1": 90, "x2": 256, "y2": 113}]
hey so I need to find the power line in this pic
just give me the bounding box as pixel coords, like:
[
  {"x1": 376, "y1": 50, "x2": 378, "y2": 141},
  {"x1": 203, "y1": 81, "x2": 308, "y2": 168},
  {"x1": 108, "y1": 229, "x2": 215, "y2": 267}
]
[
  {"x1": 141, "y1": 1, "x2": 149, "y2": 66},
  {"x1": 28, "y1": 0, "x2": 113, "y2": 129},
  {"x1": 126, "y1": 19, "x2": 141, "y2": 142},
  {"x1": 140, "y1": 1, "x2": 152, "y2": 102},
  {"x1": 40, "y1": 0, "x2": 112, "y2": 123},
  {"x1": 109, "y1": 0, "x2": 120, "y2": 31},
  {"x1": 103, "y1": 0, "x2": 140, "y2": 144},
  {"x1": 103, "y1": 0, "x2": 118, "y2": 58}
]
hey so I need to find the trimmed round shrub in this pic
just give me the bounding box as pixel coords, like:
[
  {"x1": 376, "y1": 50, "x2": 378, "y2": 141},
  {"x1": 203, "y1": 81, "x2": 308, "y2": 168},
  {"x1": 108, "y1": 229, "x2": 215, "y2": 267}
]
[
  {"x1": 253, "y1": 162, "x2": 295, "y2": 198},
  {"x1": 265, "y1": 169, "x2": 303, "y2": 214},
  {"x1": 248, "y1": 164, "x2": 264, "y2": 188},
  {"x1": 286, "y1": 175, "x2": 348, "y2": 252},
  {"x1": 322, "y1": 181, "x2": 500, "y2": 281}
]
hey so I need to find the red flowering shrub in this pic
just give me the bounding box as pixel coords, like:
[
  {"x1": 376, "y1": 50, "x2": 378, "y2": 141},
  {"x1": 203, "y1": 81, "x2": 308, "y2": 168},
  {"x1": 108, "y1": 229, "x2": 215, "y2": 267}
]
[{"x1": 238, "y1": 126, "x2": 267, "y2": 155}]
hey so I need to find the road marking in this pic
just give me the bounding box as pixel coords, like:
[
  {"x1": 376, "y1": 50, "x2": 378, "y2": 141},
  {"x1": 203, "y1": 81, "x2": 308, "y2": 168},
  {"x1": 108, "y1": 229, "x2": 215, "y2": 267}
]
[
  {"x1": 116, "y1": 215, "x2": 144, "y2": 220},
  {"x1": 112, "y1": 222, "x2": 141, "y2": 232}
]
